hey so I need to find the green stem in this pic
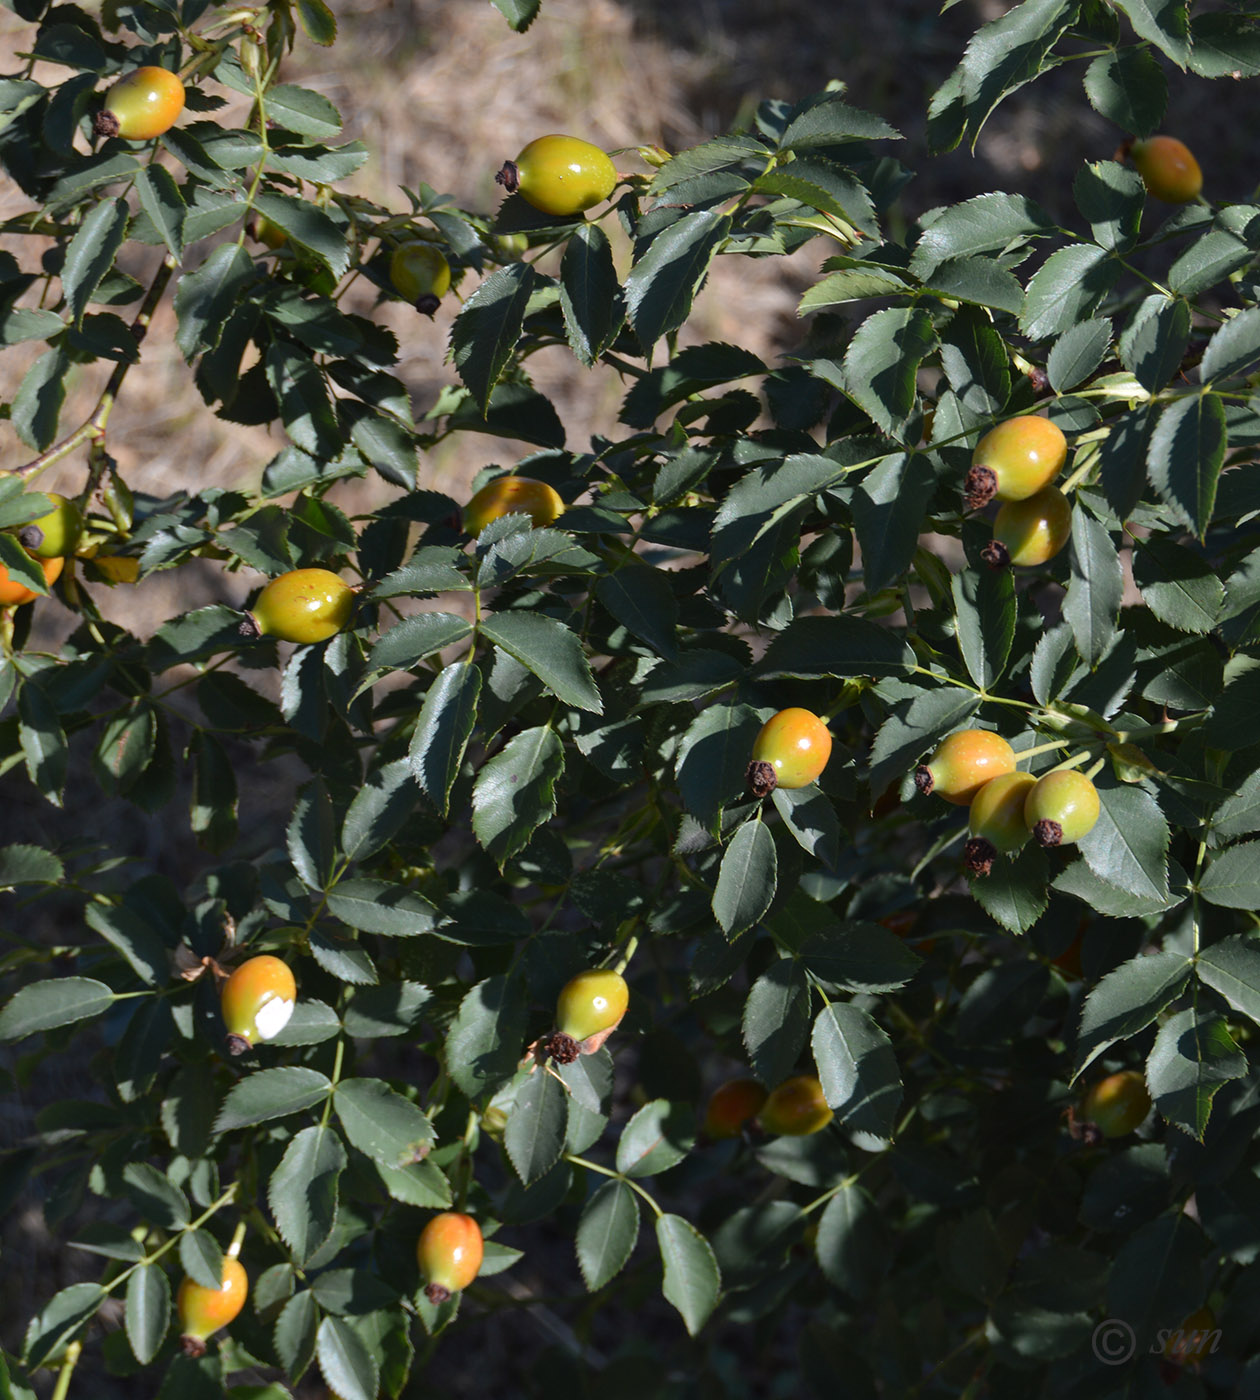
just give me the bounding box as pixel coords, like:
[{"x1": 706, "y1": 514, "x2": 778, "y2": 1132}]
[
  {"x1": 564, "y1": 1154, "x2": 663, "y2": 1217},
  {"x1": 50, "y1": 1342, "x2": 82, "y2": 1400}
]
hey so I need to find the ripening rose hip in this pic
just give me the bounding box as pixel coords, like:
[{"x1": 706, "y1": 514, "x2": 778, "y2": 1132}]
[
  {"x1": 982, "y1": 485, "x2": 1072, "y2": 568},
  {"x1": 1079, "y1": 1070, "x2": 1150, "y2": 1138},
  {"x1": 220, "y1": 955, "x2": 296, "y2": 1055},
  {"x1": 18, "y1": 493, "x2": 83, "y2": 559},
  {"x1": 496, "y1": 135, "x2": 617, "y2": 217},
  {"x1": 0, "y1": 553, "x2": 62, "y2": 606},
  {"x1": 758, "y1": 1075, "x2": 833, "y2": 1137},
  {"x1": 463, "y1": 475, "x2": 564, "y2": 535},
  {"x1": 244, "y1": 568, "x2": 354, "y2": 645},
  {"x1": 389, "y1": 242, "x2": 451, "y2": 315},
  {"x1": 747, "y1": 707, "x2": 832, "y2": 797},
  {"x1": 544, "y1": 968, "x2": 628, "y2": 1064},
  {"x1": 703, "y1": 1078, "x2": 767, "y2": 1139},
  {"x1": 177, "y1": 1257, "x2": 248, "y2": 1356},
  {"x1": 95, "y1": 66, "x2": 185, "y2": 140},
  {"x1": 964, "y1": 416, "x2": 1067, "y2": 510},
  {"x1": 963, "y1": 770, "x2": 1037, "y2": 877},
  {"x1": 914, "y1": 730, "x2": 1016, "y2": 806},
  {"x1": 417, "y1": 1212, "x2": 483, "y2": 1305},
  {"x1": 1129, "y1": 135, "x2": 1202, "y2": 204},
  {"x1": 1024, "y1": 770, "x2": 1100, "y2": 848}
]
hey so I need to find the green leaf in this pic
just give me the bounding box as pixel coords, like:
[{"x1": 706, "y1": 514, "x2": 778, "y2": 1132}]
[
  {"x1": 812, "y1": 1003, "x2": 902, "y2": 1138},
  {"x1": 952, "y1": 566, "x2": 1015, "y2": 689},
  {"x1": 626, "y1": 209, "x2": 730, "y2": 355},
  {"x1": 1020, "y1": 244, "x2": 1118, "y2": 342},
  {"x1": 656, "y1": 1215, "x2": 721, "y2": 1336},
  {"x1": 121, "y1": 1161, "x2": 189, "y2": 1230},
  {"x1": 1212, "y1": 773, "x2": 1260, "y2": 843},
  {"x1": 174, "y1": 244, "x2": 255, "y2": 359},
  {"x1": 87, "y1": 896, "x2": 167, "y2": 985},
  {"x1": 269, "y1": 1125, "x2": 346, "y2": 1266},
  {"x1": 471, "y1": 725, "x2": 564, "y2": 864},
  {"x1": 1120, "y1": 294, "x2": 1187, "y2": 394},
  {"x1": 265, "y1": 85, "x2": 341, "y2": 137},
  {"x1": 266, "y1": 342, "x2": 341, "y2": 459},
  {"x1": 713, "y1": 819, "x2": 777, "y2": 937},
  {"x1": 938, "y1": 305, "x2": 1011, "y2": 416},
  {"x1": 595, "y1": 567, "x2": 679, "y2": 659},
  {"x1": 61, "y1": 197, "x2": 129, "y2": 326},
  {"x1": 1083, "y1": 47, "x2": 1167, "y2": 134},
  {"x1": 253, "y1": 191, "x2": 348, "y2": 279},
  {"x1": 288, "y1": 780, "x2": 336, "y2": 892},
  {"x1": 1063, "y1": 505, "x2": 1121, "y2": 665},
  {"x1": 1078, "y1": 781, "x2": 1169, "y2": 904},
  {"x1": 842, "y1": 307, "x2": 935, "y2": 437},
  {"x1": 505, "y1": 1065, "x2": 568, "y2": 1185},
  {"x1": 1111, "y1": 0, "x2": 1190, "y2": 66},
  {"x1": 341, "y1": 760, "x2": 416, "y2": 862},
  {"x1": 189, "y1": 731, "x2": 238, "y2": 852},
  {"x1": 1074, "y1": 949, "x2": 1192, "y2": 1078},
  {"x1": 490, "y1": 0, "x2": 540, "y2": 31},
  {"x1": 275, "y1": 1291, "x2": 319, "y2": 1381},
  {"x1": 560, "y1": 222, "x2": 622, "y2": 366},
  {"x1": 0, "y1": 976, "x2": 116, "y2": 1042},
  {"x1": 294, "y1": 0, "x2": 337, "y2": 44},
  {"x1": 334, "y1": 1079, "x2": 435, "y2": 1169},
  {"x1": 754, "y1": 614, "x2": 913, "y2": 680},
  {"x1": 323, "y1": 878, "x2": 437, "y2": 937},
  {"x1": 798, "y1": 922, "x2": 921, "y2": 993},
  {"x1": 762, "y1": 162, "x2": 879, "y2": 238},
  {"x1": 479, "y1": 612, "x2": 601, "y2": 713},
  {"x1": 1131, "y1": 536, "x2": 1222, "y2": 634},
  {"x1": 451, "y1": 262, "x2": 536, "y2": 410},
  {"x1": 1203, "y1": 667, "x2": 1260, "y2": 750},
  {"x1": 1189, "y1": 11, "x2": 1260, "y2": 76},
  {"x1": 446, "y1": 976, "x2": 529, "y2": 1098},
  {"x1": 215, "y1": 1067, "x2": 332, "y2": 1133},
  {"x1": 0, "y1": 844, "x2": 64, "y2": 886},
  {"x1": 771, "y1": 785, "x2": 841, "y2": 867},
  {"x1": 23, "y1": 1282, "x2": 105, "y2": 1368},
  {"x1": 1199, "y1": 842, "x2": 1260, "y2": 909},
  {"x1": 125, "y1": 1265, "x2": 170, "y2": 1365},
  {"x1": 850, "y1": 452, "x2": 936, "y2": 595},
  {"x1": 1147, "y1": 1007, "x2": 1245, "y2": 1140},
  {"x1": 1196, "y1": 935, "x2": 1260, "y2": 1027},
  {"x1": 616, "y1": 1099, "x2": 695, "y2": 1178},
  {"x1": 1073, "y1": 161, "x2": 1144, "y2": 254},
  {"x1": 179, "y1": 1230, "x2": 224, "y2": 1292},
  {"x1": 1201, "y1": 307, "x2": 1260, "y2": 383},
  {"x1": 576, "y1": 1180, "x2": 639, "y2": 1291},
  {"x1": 910, "y1": 192, "x2": 1055, "y2": 280},
  {"x1": 316, "y1": 1316, "x2": 378, "y2": 1400},
  {"x1": 1047, "y1": 317, "x2": 1112, "y2": 393},
  {"x1": 368, "y1": 613, "x2": 472, "y2": 674},
  {"x1": 1147, "y1": 392, "x2": 1225, "y2": 537},
  {"x1": 12, "y1": 347, "x2": 69, "y2": 452},
  {"x1": 375, "y1": 1158, "x2": 452, "y2": 1210},
  {"x1": 346, "y1": 403, "x2": 417, "y2": 488},
  {"x1": 135, "y1": 167, "x2": 185, "y2": 263},
  {"x1": 816, "y1": 1183, "x2": 888, "y2": 1300},
  {"x1": 742, "y1": 960, "x2": 809, "y2": 1086},
  {"x1": 342, "y1": 982, "x2": 430, "y2": 1039},
  {"x1": 409, "y1": 662, "x2": 481, "y2": 817}
]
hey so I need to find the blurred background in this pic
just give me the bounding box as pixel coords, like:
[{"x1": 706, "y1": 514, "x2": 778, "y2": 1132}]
[{"x1": 0, "y1": 1, "x2": 1251, "y2": 1394}]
